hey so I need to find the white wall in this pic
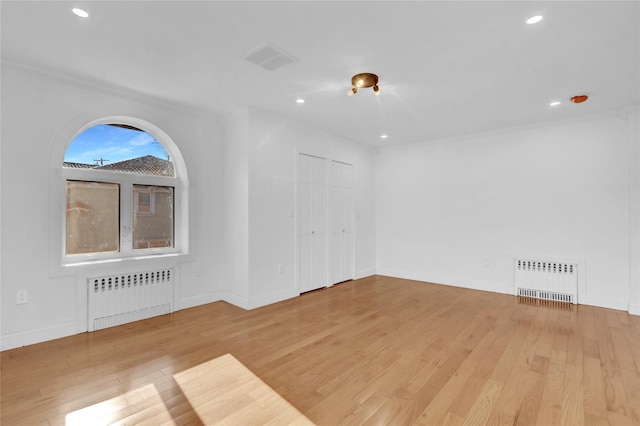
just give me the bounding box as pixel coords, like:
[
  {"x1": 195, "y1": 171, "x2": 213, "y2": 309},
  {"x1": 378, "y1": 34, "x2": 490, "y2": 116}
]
[
  {"x1": 0, "y1": 63, "x2": 225, "y2": 349},
  {"x1": 221, "y1": 109, "x2": 250, "y2": 306},
  {"x1": 376, "y1": 111, "x2": 639, "y2": 312},
  {"x1": 222, "y1": 107, "x2": 377, "y2": 309},
  {"x1": 628, "y1": 107, "x2": 640, "y2": 314}
]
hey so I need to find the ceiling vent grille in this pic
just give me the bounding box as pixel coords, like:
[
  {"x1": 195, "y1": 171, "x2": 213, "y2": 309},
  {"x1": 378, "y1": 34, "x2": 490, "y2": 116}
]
[{"x1": 243, "y1": 43, "x2": 298, "y2": 71}]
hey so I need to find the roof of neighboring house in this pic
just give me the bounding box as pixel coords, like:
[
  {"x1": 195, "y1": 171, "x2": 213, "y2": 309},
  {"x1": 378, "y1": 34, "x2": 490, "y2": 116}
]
[
  {"x1": 63, "y1": 155, "x2": 175, "y2": 177},
  {"x1": 63, "y1": 161, "x2": 96, "y2": 170}
]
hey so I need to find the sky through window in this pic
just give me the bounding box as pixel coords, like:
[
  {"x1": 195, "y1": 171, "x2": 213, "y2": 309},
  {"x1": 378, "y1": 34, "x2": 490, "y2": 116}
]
[{"x1": 64, "y1": 124, "x2": 169, "y2": 165}]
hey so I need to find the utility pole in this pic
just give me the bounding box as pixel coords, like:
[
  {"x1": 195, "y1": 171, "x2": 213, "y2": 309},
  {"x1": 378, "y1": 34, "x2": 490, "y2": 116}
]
[{"x1": 93, "y1": 158, "x2": 109, "y2": 166}]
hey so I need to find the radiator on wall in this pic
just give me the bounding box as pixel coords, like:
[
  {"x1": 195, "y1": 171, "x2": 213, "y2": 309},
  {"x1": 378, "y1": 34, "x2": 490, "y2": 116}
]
[
  {"x1": 514, "y1": 259, "x2": 578, "y2": 304},
  {"x1": 88, "y1": 269, "x2": 174, "y2": 331}
]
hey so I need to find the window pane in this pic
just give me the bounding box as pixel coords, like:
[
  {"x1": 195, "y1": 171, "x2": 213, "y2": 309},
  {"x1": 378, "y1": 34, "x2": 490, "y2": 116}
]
[
  {"x1": 66, "y1": 181, "x2": 120, "y2": 255},
  {"x1": 63, "y1": 124, "x2": 174, "y2": 177},
  {"x1": 133, "y1": 185, "x2": 174, "y2": 250}
]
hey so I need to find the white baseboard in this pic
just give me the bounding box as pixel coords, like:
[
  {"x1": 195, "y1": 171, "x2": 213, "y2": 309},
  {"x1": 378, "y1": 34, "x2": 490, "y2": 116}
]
[
  {"x1": 178, "y1": 291, "x2": 223, "y2": 310},
  {"x1": 377, "y1": 268, "x2": 633, "y2": 313},
  {"x1": 375, "y1": 268, "x2": 416, "y2": 282},
  {"x1": 355, "y1": 268, "x2": 376, "y2": 279},
  {"x1": 376, "y1": 268, "x2": 510, "y2": 296},
  {"x1": 248, "y1": 288, "x2": 299, "y2": 310},
  {"x1": 582, "y1": 296, "x2": 629, "y2": 312},
  {"x1": 1, "y1": 321, "x2": 77, "y2": 351},
  {"x1": 220, "y1": 291, "x2": 250, "y2": 310}
]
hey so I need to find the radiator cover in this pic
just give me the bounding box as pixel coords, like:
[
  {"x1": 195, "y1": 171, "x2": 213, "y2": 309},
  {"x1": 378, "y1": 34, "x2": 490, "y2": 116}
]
[
  {"x1": 514, "y1": 259, "x2": 578, "y2": 304},
  {"x1": 88, "y1": 269, "x2": 174, "y2": 331}
]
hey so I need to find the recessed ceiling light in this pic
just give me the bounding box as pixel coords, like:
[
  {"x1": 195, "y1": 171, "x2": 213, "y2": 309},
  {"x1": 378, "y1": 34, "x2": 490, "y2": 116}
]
[
  {"x1": 549, "y1": 101, "x2": 561, "y2": 106},
  {"x1": 526, "y1": 15, "x2": 543, "y2": 24},
  {"x1": 380, "y1": 134, "x2": 388, "y2": 139},
  {"x1": 296, "y1": 99, "x2": 305, "y2": 104},
  {"x1": 72, "y1": 8, "x2": 89, "y2": 18}
]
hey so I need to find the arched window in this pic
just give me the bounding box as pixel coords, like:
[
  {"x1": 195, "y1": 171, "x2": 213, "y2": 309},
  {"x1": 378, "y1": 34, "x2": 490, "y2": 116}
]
[{"x1": 62, "y1": 122, "x2": 185, "y2": 262}]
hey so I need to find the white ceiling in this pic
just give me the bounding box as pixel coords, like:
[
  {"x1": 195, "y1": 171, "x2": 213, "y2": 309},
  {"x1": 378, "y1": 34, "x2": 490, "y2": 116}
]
[{"x1": 2, "y1": 1, "x2": 638, "y2": 147}]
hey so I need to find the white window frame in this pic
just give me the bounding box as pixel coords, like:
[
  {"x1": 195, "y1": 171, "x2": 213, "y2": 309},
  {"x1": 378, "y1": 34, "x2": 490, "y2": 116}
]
[
  {"x1": 53, "y1": 116, "x2": 189, "y2": 269},
  {"x1": 64, "y1": 170, "x2": 176, "y2": 260}
]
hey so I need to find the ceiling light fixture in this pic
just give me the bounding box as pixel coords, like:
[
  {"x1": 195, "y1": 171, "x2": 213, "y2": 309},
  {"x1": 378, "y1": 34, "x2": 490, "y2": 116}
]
[
  {"x1": 348, "y1": 73, "x2": 380, "y2": 96},
  {"x1": 72, "y1": 8, "x2": 89, "y2": 18},
  {"x1": 380, "y1": 134, "x2": 388, "y2": 139},
  {"x1": 549, "y1": 101, "x2": 561, "y2": 106},
  {"x1": 296, "y1": 99, "x2": 305, "y2": 104},
  {"x1": 526, "y1": 15, "x2": 543, "y2": 24}
]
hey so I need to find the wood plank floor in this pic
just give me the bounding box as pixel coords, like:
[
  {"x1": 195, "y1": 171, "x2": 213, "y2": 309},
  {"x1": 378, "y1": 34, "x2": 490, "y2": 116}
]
[{"x1": 2, "y1": 275, "x2": 639, "y2": 425}]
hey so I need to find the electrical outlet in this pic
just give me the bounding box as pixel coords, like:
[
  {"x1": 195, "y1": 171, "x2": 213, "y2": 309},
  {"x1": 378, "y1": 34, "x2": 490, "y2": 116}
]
[
  {"x1": 482, "y1": 258, "x2": 490, "y2": 268},
  {"x1": 279, "y1": 264, "x2": 285, "y2": 275},
  {"x1": 16, "y1": 289, "x2": 28, "y2": 304}
]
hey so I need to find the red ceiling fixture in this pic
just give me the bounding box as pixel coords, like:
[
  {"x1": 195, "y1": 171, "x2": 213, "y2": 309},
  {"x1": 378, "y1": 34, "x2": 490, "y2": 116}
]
[{"x1": 570, "y1": 95, "x2": 589, "y2": 104}]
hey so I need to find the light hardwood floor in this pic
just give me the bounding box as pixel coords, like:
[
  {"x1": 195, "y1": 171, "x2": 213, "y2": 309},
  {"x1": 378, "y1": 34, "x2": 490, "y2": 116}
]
[{"x1": 2, "y1": 275, "x2": 639, "y2": 425}]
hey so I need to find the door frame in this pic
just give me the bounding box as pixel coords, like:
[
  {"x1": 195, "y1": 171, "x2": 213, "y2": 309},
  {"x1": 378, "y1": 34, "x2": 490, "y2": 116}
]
[{"x1": 295, "y1": 150, "x2": 355, "y2": 294}]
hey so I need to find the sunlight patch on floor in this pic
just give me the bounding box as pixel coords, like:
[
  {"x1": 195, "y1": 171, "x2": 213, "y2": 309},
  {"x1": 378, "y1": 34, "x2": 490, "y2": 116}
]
[
  {"x1": 65, "y1": 383, "x2": 165, "y2": 425},
  {"x1": 65, "y1": 353, "x2": 313, "y2": 425},
  {"x1": 174, "y1": 353, "x2": 314, "y2": 425}
]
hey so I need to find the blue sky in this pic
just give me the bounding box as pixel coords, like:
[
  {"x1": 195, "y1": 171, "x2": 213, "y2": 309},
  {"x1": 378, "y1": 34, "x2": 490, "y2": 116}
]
[{"x1": 64, "y1": 124, "x2": 169, "y2": 165}]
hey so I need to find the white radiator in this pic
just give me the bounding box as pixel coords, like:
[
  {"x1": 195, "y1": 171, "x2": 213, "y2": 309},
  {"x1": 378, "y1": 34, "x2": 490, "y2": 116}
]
[
  {"x1": 514, "y1": 259, "x2": 577, "y2": 304},
  {"x1": 88, "y1": 269, "x2": 174, "y2": 331}
]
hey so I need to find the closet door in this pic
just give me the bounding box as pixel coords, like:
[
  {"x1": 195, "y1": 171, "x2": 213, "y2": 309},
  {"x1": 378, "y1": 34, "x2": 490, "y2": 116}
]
[
  {"x1": 331, "y1": 161, "x2": 354, "y2": 285},
  {"x1": 299, "y1": 154, "x2": 327, "y2": 293}
]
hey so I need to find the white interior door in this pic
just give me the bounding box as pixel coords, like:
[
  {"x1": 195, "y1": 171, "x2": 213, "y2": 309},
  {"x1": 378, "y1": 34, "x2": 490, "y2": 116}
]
[
  {"x1": 299, "y1": 154, "x2": 327, "y2": 293},
  {"x1": 331, "y1": 161, "x2": 354, "y2": 285}
]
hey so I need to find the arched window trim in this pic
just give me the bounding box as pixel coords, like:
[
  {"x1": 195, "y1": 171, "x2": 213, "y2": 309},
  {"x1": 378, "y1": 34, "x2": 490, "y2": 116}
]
[
  {"x1": 66, "y1": 116, "x2": 188, "y2": 181},
  {"x1": 54, "y1": 116, "x2": 190, "y2": 269}
]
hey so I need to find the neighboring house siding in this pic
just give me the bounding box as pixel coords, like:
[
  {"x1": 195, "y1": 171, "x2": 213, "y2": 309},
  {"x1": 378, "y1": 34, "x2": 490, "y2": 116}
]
[
  {"x1": 133, "y1": 186, "x2": 174, "y2": 249},
  {"x1": 66, "y1": 181, "x2": 119, "y2": 254}
]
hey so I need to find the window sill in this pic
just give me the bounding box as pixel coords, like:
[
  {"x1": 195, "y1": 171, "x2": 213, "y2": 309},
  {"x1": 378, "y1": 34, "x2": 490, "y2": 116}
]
[{"x1": 62, "y1": 251, "x2": 187, "y2": 269}]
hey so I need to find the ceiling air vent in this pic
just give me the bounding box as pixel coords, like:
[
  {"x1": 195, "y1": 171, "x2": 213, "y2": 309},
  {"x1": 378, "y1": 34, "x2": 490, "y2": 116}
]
[{"x1": 243, "y1": 43, "x2": 298, "y2": 71}]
